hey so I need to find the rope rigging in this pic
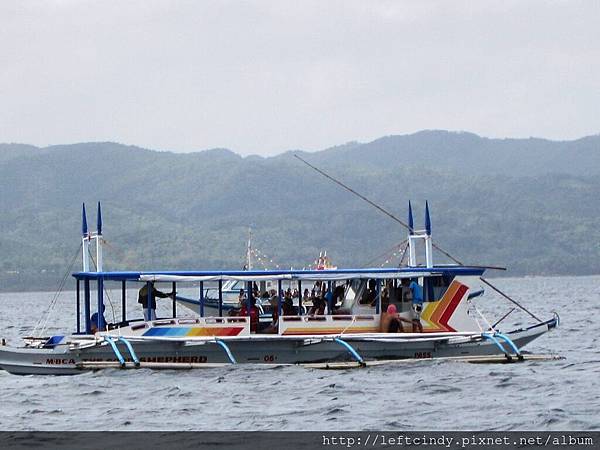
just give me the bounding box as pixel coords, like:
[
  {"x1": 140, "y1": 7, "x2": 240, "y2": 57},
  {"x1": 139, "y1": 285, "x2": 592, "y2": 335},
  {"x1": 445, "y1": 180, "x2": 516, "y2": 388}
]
[
  {"x1": 293, "y1": 153, "x2": 543, "y2": 323},
  {"x1": 32, "y1": 243, "x2": 83, "y2": 336}
]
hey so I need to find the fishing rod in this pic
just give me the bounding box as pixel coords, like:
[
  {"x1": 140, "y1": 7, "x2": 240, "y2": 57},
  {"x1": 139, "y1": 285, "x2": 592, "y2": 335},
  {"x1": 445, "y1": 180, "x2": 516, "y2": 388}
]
[{"x1": 293, "y1": 153, "x2": 542, "y2": 323}]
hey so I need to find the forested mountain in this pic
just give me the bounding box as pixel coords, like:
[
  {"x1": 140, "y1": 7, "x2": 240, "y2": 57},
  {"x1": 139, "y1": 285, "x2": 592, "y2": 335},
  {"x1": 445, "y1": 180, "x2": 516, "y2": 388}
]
[{"x1": 1, "y1": 131, "x2": 599, "y2": 291}]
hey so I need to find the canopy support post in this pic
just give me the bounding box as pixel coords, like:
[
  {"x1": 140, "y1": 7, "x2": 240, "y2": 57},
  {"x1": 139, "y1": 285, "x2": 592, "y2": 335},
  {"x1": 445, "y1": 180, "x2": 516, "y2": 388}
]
[
  {"x1": 84, "y1": 279, "x2": 91, "y2": 333},
  {"x1": 298, "y1": 280, "x2": 302, "y2": 315},
  {"x1": 97, "y1": 277, "x2": 105, "y2": 331},
  {"x1": 145, "y1": 281, "x2": 153, "y2": 321},
  {"x1": 277, "y1": 279, "x2": 282, "y2": 317},
  {"x1": 376, "y1": 279, "x2": 381, "y2": 314},
  {"x1": 121, "y1": 280, "x2": 127, "y2": 323},
  {"x1": 172, "y1": 282, "x2": 177, "y2": 318},
  {"x1": 218, "y1": 280, "x2": 223, "y2": 317},
  {"x1": 199, "y1": 281, "x2": 204, "y2": 317},
  {"x1": 246, "y1": 281, "x2": 252, "y2": 318},
  {"x1": 76, "y1": 279, "x2": 81, "y2": 334}
]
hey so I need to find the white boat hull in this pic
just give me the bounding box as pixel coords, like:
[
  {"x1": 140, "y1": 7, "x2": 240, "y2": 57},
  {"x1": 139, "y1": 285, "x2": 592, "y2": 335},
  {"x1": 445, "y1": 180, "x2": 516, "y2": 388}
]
[{"x1": 0, "y1": 317, "x2": 557, "y2": 375}]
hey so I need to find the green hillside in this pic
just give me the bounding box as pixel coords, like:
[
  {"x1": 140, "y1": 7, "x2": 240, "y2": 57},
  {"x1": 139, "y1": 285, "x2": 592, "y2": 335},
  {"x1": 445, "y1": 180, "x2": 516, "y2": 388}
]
[{"x1": 1, "y1": 131, "x2": 599, "y2": 291}]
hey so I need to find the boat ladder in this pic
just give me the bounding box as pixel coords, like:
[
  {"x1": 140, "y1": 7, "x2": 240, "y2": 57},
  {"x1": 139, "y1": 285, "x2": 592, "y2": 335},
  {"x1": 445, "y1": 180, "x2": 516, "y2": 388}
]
[
  {"x1": 482, "y1": 332, "x2": 522, "y2": 361},
  {"x1": 214, "y1": 339, "x2": 237, "y2": 364},
  {"x1": 118, "y1": 336, "x2": 140, "y2": 367},
  {"x1": 333, "y1": 337, "x2": 365, "y2": 366}
]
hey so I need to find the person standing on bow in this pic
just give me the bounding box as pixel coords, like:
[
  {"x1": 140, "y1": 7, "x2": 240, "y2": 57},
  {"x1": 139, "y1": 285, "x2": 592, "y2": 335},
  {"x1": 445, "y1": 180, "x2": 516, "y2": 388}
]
[{"x1": 138, "y1": 281, "x2": 174, "y2": 321}]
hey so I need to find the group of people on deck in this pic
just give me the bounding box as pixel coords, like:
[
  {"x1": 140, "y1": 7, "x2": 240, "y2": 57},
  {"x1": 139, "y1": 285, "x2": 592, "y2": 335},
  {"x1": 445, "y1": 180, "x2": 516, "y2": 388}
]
[
  {"x1": 230, "y1": 281, "x2": 336, "y2": 333},
  {"x1": 89, "y1": 278, "x2": 425, "y2": 335}
]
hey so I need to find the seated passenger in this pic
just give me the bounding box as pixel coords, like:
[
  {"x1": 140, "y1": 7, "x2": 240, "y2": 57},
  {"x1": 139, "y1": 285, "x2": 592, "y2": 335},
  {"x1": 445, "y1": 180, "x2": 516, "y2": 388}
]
[
  {"x1": 303, "y1": 289, "x2": 310, "y2": 303},
  {"x1": 238, "y1": 288, "x2": 246, "y2": 307},
  {"x1": 308, "y1": 297, "x2": 326, "y2": 315},
  {"x1": 90, "y1": 304, "x2": 107, "y2": 334},
  {"x1": 380, "y1": 304, "x2": 404, "y2": 333},
  {"x1": 282, "y1": 297, "x2": 295, "y2": 316}
]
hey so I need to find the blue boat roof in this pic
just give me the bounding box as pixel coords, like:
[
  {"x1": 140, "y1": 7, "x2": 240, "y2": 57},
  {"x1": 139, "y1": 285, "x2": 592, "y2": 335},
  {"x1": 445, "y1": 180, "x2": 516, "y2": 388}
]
[{"x1": 72, "y1": 265, "x2": 485, "y2": 282}]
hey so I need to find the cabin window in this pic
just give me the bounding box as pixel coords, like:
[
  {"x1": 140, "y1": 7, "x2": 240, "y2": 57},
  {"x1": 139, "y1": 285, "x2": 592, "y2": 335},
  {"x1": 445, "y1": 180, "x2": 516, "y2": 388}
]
[{"x1": 424, "y1": 274, "x2": 454, "y2": 301}]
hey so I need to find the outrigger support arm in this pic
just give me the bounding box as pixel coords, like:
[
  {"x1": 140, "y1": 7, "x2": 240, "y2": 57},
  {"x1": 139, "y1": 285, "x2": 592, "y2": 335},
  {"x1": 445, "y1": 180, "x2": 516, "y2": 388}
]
[
  {"x1": 494, "y1": 332, "x2": 523, "y2": 360},
  {"x1": 214, "y1": 339, "x2": 237, "y2": 364},
  {"x1": 118, "y1": 336, "x2": 140, "y2": 366},
  {"x1": 333, "y1": 337, "x2": 364, "y2": 365},
  {"x1": 105, "y1": 336, "x2": 125, "y2": 368},
  {"x1": 481, "y1": 333, "x2": 511, "y2": 361}
]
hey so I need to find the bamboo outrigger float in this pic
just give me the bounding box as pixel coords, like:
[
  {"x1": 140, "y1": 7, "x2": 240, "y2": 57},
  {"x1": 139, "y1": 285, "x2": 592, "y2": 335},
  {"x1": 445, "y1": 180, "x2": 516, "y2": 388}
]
[{"x1": 0, "y1": 202, "x2": 559, "y2": 375}]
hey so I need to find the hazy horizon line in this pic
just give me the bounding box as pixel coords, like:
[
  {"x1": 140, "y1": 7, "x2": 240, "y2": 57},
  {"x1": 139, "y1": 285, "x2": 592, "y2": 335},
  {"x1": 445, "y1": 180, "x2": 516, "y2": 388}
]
[{"x1": 2, "y1": 128, "x2": 599, "y2": 159}]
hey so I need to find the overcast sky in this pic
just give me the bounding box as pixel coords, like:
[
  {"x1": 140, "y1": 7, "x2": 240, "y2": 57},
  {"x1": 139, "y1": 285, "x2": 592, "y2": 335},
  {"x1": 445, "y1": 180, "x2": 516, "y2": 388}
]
[{"x1": 1, "y1": 0, "x2": 598, "y2": 155}]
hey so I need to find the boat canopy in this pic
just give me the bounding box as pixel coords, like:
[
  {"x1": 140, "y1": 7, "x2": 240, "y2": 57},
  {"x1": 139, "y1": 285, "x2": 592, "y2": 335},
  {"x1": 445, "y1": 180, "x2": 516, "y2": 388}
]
[{"x1": 72, "y1": 266, "x2": 485, "y2": 282}]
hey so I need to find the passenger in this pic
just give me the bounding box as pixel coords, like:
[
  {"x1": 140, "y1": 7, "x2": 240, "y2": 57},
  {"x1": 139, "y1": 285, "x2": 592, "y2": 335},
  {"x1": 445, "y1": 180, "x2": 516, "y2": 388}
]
[
  {"x1": 239, "y1": 295, "x2": 260, "y2": 333},
  {"x1": 90, "y1": 304, "x2": 107, "y2": 334},
  {"x1": 303, "y1": 288, "x2": 310, "y2": 303},
  {"x1": 401, "y1": 279, "x2": 412, "y2": 302},
  {"x1": 380, "y1": 287, "x2": 390, "y2": 312},
  {"x1": 237, "y1": 288, "x2": 246, "y2": 307},
  {"x1": 379, "y1": 304, "x2": 405, "y2": 333},
  {"x1": 409, "y1": 280, "x2": 424, "y2": 333},
  {"x1": 282, "y1": 297, "x2": 295, "y2": 316},
  {"x1": 308, "y1": 297, "x2": 326, "y2": 315},
  {"x1": 360, "y1": 279, "x2": 377, "y2": 305},
  {"x1": 333, "y1": 285, "x2": 345, "y2": 307},
  {"x1": 324, "y1": 288, "x2": 334, "y2": 313},
  {"x1": 138, "y1": 281, "x2": 174, "y2": 321},
  {"x1": 262, "y1": 297, "x2": 280, "y2": 334}
]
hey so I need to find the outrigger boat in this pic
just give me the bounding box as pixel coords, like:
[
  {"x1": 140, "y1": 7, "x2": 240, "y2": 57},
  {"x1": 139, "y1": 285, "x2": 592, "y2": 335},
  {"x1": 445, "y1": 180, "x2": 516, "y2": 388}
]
[{"x1": 0, "y1": 202, "x2": 559, "y2": 375}]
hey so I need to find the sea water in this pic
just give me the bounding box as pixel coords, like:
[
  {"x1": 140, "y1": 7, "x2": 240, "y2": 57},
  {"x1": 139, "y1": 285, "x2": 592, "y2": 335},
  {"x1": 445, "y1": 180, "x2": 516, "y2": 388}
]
[{"x1": 0, "y1": 275, "x2": 598, "y2": 431}]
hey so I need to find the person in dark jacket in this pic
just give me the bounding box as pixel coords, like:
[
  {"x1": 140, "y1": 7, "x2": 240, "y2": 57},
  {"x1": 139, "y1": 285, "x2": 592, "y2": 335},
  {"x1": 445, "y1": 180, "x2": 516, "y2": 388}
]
[
  {"x1": 138, "y1": 281, "x2": 174, "y2": 321},
  {"x1": 90, "y1": 304, "x2": 107, "y2": 333}
]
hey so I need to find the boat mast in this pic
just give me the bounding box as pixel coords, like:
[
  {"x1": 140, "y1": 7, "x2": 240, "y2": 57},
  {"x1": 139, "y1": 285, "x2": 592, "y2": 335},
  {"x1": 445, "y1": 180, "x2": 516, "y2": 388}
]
[
  {"x1": 245, "y1": 227, "x2": 252, "y2": 270},
  {"x1": 80, "y1": 202, "x2": 104, "y2": 272},
  {"x1": 407, "y1": 200, "x2": 434, "y2": 268},
  {"x1": 81, "y1": 203, "x2": 90, "y2": 272},
  {"x1": 96, "y1": 201, "x2": 103, "y2": 272}
]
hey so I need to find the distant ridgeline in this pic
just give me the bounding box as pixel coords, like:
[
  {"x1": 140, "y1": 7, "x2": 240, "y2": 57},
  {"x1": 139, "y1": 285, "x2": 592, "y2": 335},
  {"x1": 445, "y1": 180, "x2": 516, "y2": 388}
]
[{"x1": 1, "y1": 130, "x2": 599, "y2": 291}]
